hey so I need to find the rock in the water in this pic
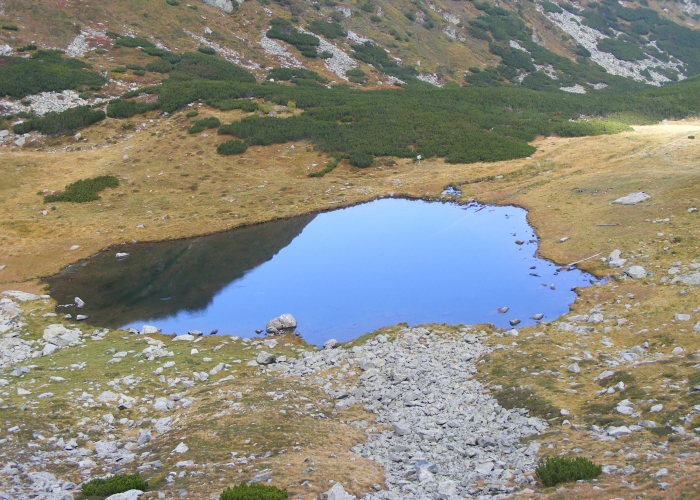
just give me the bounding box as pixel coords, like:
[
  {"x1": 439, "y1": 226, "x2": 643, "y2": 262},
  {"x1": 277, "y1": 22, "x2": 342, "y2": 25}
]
[
  {"x1": 509, "y1": 318, "x2": 521, "y2": 326},
  {"x1": 531, "y1": 313, "x2": 544, "y2": 320},
  {"x1": 624, "y1": 266, "x2": 647, "y2": 279},
  {"x1": 497, "y1": 307, "x2": 509, "y2": 314},
  {"x1": 256, "y1": 351, "x2": 276, "y2": 365},
  {"x1": 265, "y1": 313, "x2": 297, "y2": 335},
  {"x1": 613, "y1": 192, "x2": 650, "y2": 205},
  {"x1": 320, "y1": 482, "x2": 355, "y2": 500},
  {"x1": 115, "y1": 252, "x2": 130, "y2": 259}
]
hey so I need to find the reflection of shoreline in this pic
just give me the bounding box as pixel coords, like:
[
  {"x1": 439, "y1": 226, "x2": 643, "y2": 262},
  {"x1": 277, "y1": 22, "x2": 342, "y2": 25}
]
[{"x1": 45, "y1": 214, "x2": 316, "y2": 329}]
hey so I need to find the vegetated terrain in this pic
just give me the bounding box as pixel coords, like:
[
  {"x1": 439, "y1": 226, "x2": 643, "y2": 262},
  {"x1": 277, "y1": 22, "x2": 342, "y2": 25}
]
[{"x1": 2, "y1": 0, "x2": 700, "y2": 498}]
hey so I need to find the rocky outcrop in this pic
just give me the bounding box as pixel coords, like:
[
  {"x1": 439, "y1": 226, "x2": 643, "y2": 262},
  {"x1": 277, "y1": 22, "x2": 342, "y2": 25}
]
[{"x1": 202, "y1": 0, "x2": 236, "y2": 13}]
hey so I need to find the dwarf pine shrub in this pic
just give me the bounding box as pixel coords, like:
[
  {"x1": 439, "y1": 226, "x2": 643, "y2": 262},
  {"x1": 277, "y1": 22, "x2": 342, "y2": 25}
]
[
  {"x1": 44, "y1": 175, "x2": 119, "y2": 203},
  {"x1": 81, "y1": 473, "x2": 147, "y2": 497},
  {"x1": 535, "y1": 456, "x2": 602, "y2": 487},
  {"x1": 220, "y1": 483, "x2": 288, "y2": 500}
]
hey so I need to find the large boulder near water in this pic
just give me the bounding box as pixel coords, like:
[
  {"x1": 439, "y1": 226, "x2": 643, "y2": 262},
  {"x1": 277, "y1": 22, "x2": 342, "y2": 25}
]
[{"x1": 266, "y1": 313, "x2": 297, "y2": 335}]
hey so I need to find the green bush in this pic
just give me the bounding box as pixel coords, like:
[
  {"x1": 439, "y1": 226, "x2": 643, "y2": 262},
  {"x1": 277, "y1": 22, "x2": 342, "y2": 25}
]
[
  {"x1": 145, "y1": 59, "x2": 173, "y2": 73},
  {"x1": 186, "y1": 110, "x2": 199, "y2": 117},
  {"x1": 198, "y1": 46, "x2": 216, "y2": 55},
  {"x1": 220, "y1": 483, "x2": 288, "y2": 500},
  {"x1": 133, "y1": 69, "x2": 146, "y2": 76},
  {"x1": 267, "y1": 18, "x2": 320, "y2": 56},
  {"x1": 112, "y1": 66, "x2": 127, "y2": 73},
  {"x1": 188, "y1": 116, "x2": 221, "y2": 133},
  {"x1": 541, "y1": 1, "x2": 563, "y2": 14},
  {"x1": 166, "y1": 0, "x2": 180, "y2": 5},
  {"x1": 217, "y1": 140, "x2": 248, "y2": 155},
  {"x1": 1, "y1": 24, "x2": 18, "y2": 31},
  {"x1": 81, "y1": 473, "x2": 148, "y2": 497},
  {"x1": 17, "y1": 44, "x2": 37, "y2": 52},
  {"x1": 114, "y1": 37, "x2": 154, "y2": 48},
  {"x1": 349, "y1": 152, "x2": 373, "y2": 168},
  {"x1": 597, "y1": 37, "x2": 646, "y2": 61},
  {"x1": 168, "y1": 51, "x2": 256, "y2": 83},
  {"x1": 0, "y1": 52, "x2": 104, "y2": 98},
  {"x1": 535, "y1": 457, "x2": 602, "y2": 487},
  {"x1": 106, "y1": 99, "x2": 158, "y2": 118},
  {"x1": 268, "y1": 67, "x2": 328, "y2": 83},
  {"x1": 307, "y1": 20, "x2": 346, "y2": 39},
  {"x1": 308, "y1": 158, "x2": 340, "y2": 177},
  {"x1": 13, "y1": 106, "x2": 105, "y2": 136}
]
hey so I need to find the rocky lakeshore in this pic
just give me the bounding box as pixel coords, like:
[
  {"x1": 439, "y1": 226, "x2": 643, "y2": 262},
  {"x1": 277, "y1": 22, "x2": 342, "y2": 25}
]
[{"x1": 0, "y1": 292, "x2": 550, "y2": 500}]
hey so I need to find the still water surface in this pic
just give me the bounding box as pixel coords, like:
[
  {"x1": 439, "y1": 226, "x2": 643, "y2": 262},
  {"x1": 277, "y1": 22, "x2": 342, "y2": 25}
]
[{"x1": 47, "y1": 199, "x2": 596, "y2": 345}]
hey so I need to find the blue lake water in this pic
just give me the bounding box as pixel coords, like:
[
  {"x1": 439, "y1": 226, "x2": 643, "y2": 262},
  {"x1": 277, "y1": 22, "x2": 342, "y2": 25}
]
[{"x1": 46, "y1": 199, "x2": 596, "y2": 345}]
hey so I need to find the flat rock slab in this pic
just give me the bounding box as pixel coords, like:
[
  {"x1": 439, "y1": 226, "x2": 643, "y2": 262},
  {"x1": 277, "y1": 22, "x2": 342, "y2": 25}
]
[
  {"x1": 2, "y1": 290, "x2": 43, "y2": 301},
  {"x1": 613, "y1": 192, "x2": 651, "y2": 205}
]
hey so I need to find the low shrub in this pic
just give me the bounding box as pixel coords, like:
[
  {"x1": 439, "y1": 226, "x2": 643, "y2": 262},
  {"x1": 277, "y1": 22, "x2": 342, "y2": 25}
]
[
  {"x1": 114, "y1": 37, "x2": 154, "y2": 49},
  {"x1": 106, "y1": 99, "x2": 158, "y2": 118},
  {"x1": 81, "y1": 473, "x2": 147, "y2": 497},
  {"x1": 198, "y1": 46, "x2": 216, "y2": 55},
  {"x1": 166, "y1": 0, "x2": 180, "y2": 5},
  {"x1": 535, "y1": 457, "x2": 602, "y2": 487},
  {"x1": 186, "y1": 110, "x2": 199, "y2": 117},
  {"x1": 13, "y1": 106, "x2": 105, "y2": 136},
  {"x1": 188, "y1": 116, "x2": 221, "y2": 133},
  {"x1": 349, "y1": 152, "x2": 373, "y2": 168},
  {"x1": 1, "y1": 24, "x2": 18, "y2": 31},
  {"x1": 17, "y1": 44, "x2": 37, "y2": 52},
  {"x1": 145, "y1": 59, "x2": 173, "y2": 73},
  {"x1": 217, "y1": 140, "x2": 248, "y2": 155},
  {"x1": 44, "y1": 175, "x2": 119, "y2": 204},
  {"x1": 308, "y1": 158, "x2": 340, "y2": 177},
  {"x1": 133, "y1": 69, "x2": 146, "y2": 76},
  {"x1": 219, "y1": 483, "x2": 288, "y2": 500}
]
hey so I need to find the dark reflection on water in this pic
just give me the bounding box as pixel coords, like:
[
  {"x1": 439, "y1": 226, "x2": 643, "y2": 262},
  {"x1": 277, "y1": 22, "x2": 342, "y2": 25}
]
[
  {"x1": 47, "y1": 199, "x2": 596, "y2": 345},
  {"x1": 45, "y1": 215, "x2": 315, "y2": 329}
]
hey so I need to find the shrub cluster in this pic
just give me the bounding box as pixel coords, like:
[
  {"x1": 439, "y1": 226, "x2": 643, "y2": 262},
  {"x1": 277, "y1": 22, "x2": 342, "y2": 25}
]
[
  {"x1": 81, "y1": 473, "x2": 147, "y2": 497},
  {"x1": 266, "y1": 18, "x2": 320, "y2": 58},
  {"x1": 306, "y1": 20, "x2": 346, "y2": 39},
  {"x1": 217, "y1": 140, "x2": 248, "y2": 155},
  {"x1": 13, "y1": 106, "x2": 105, "y2": 136},
  {"x1": 267, "y1": 67, "x2": 328, "y2": 84},
  {"x1": 44, "y1": 175, "x2": 119, "y2": 203},
  {"x1": 220, "y1": 483, "x2": 288, "y2": 500},
  {"x1": 0, "y1": 51, "x2": 104, "y2": 98},
  {"x1": 106, "y1": 99, "x2": 158, "y2": 118},
  {"x1": 114, "y1": 36, "x2": 155, "y2": 48},
  {"x1": 535, "y1": 457, "x2": 602, "y2": 487},
  {"x1": 188, "y1": 116, "x2": 221, "y2": 133},
  {"x1": 351, "y1": 42, "x2": 417, "y2": 81}
]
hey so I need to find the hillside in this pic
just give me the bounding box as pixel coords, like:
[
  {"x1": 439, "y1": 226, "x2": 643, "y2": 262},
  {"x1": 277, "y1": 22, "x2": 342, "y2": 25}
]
[{"x1": 1, "y1": 1, "x2": 700, "y2": 500}]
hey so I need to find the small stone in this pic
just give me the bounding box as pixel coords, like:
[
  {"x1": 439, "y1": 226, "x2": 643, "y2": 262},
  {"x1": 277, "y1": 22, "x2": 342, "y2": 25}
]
[
  {"x1": 256, "y1": 351, "x2": 276, "y2": 365},
  {"x1": 674, "y1": 313, "x2": 690, "y2": 321},
  {"x1": 509, "y1": 319, "x2": 521, "y2": 326},
  {"x1": 172, "y1": 442, "x2": 189, "y2": 454},
  {"x1": 531, "y1": 313, "x2": 544, "y2": 320},
  {"x1": 624, "y1": 266, "x2": 647, "y2": 279},
  {"x1": 319, "y1": 482, "x2": 355, "y2": 500},
  {"x1": 567, "y1": 363, "x2": 580, "y2": 374},
  {"x1": 650, "y1": 404, "x2": 663, "y2": 413}
]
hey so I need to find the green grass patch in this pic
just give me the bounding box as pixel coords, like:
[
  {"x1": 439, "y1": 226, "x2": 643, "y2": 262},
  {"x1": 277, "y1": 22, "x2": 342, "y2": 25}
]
[
  {"x1": 44, "y1": 175, "x2": 119, "y2": 203},
  {"x1": 308, "y1": 158, "x2": 340, "y2": 177},
  {"x1": 220, "y1": 483, "x2": 288, "y2": 500},
  {"x1": 536, "y1": 457, "x2": 602, "y2": 487},
  {"x1": 493, "y1": 386, "x2": 558, "y2": 419},
  {"x1": 81, "y1": 473, "x2": 147, "y2": 497}
]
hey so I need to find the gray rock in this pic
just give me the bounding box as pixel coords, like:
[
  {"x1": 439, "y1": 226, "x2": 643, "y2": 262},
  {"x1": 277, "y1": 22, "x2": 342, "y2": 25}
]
[
  {"x1": 43, "y1": 324, "x2": 80, "y2": 347},
  {"x1": 256, "y1": 351, "x2": 276, "y2": 365},
  {"x1": 202, "y1": 0, "x2": 235, "y2": 13},
  {"x1": 497, "y1": 307, "x2": 509, "y2": 314},
  {"x1": 567, "y1": 363, "x2": 580, "y2": 374},
  {"x1": 509, "y1": 318, "x2": 521, "y2": 326},
  {"x1": 2, "y1": 290, "x2": 42, "y2": 301},
  {"x1": 674, "y1": 313, "x2": 690, "y2": 321},
  {"x1": 607, "y1": 249, "x2": 627, "y2": 268},
  {"x1": 141, "y1": 325, "x2": 160, "y2": 335},
  {"x1": 624, "y1": 266, "x2": 647, "y2": 279},
  {"x1": 104, "y1": 490, "x2": 144, "y2": 500},
  {"x1": 671, "y1": 272, "x2": 700, "y2": 286},
  {"x1": 613, "y1": 192, "x2": 650, "y2": 205},
  {"x1": 324, "y1": 339, "x2": 339, "y2": 349},
  {"x1": 531, "y1": 313, "x2": 544, "y2": 320},
  {"x1": 0, "y1": 337, "x2": 33, "y2": 366},
  {"x1": 265, "y1": 313, "x2": 297, "y2": 335},
  {"x1": 320, "y1": 482, "x2": 355, "y2": 500},
  {"x1": 153, "y1": 397, "x2": 174, "y2": 411}
]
